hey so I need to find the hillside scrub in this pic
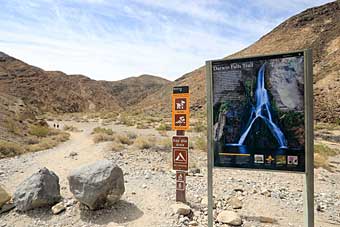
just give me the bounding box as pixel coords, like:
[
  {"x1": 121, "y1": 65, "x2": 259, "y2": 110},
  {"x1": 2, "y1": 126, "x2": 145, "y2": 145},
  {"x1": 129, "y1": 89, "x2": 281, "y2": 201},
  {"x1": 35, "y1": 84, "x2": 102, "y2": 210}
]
[
  {"x1": 0, "y1": 140, "x2": 24, "y2": 158},
  {"x1": 92, "y1": 127, "x2": 114, "y2": 135},
  {"x1": 314, "y1": 144, "x2": 339, "y2": 171}
]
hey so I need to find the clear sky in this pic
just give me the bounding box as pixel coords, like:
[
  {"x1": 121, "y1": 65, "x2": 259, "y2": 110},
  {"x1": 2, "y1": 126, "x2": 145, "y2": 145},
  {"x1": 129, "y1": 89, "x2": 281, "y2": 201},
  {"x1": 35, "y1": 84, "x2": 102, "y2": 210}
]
[{"x1": 0, "y1": 0, "x2": 332, "y2": 81}]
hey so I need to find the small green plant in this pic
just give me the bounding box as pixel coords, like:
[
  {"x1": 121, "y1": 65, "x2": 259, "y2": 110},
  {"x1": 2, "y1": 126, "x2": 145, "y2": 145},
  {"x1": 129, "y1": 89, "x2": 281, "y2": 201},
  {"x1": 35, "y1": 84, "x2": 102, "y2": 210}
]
[{"x1": 29, "y1": 125, "x2": 50, "y2": 137}]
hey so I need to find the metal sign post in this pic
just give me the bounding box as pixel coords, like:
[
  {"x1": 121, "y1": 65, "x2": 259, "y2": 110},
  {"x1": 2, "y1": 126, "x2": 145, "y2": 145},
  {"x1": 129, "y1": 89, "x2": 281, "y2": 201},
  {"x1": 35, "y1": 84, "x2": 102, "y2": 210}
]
[
  {"x1": 172, "y1": 86, "x2": 190, "y2": 203},
  {"x1": 206, "y1": 50, "x2": 314, "y2": 227}
]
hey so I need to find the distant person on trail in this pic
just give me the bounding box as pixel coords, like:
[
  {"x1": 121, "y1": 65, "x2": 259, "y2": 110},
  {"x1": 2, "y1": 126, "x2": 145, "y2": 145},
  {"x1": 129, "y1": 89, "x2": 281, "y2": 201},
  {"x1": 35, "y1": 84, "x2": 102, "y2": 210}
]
[
  {"x1": 53, "y1": 123, "x2": 56, "y2": 128},
  {"x1": 57, "y1": 124, "x2": 59, "y2": 129}
]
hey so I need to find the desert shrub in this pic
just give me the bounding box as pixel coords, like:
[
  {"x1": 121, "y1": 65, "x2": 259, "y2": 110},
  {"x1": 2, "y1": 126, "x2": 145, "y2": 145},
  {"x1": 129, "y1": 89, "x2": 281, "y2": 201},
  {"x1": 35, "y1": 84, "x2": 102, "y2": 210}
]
[
  {"x1": 156, "y1": 123, "x2": 171, "y2": 131},
  {"x1": 194, "y1": 135, "x2": 207, "y2": 151},
  {"x1": 6, "y1": 119, "x2": 21, "y2": 135},
  {"x1": 27, "y1": 132, "x2": 70, "y2": 152},
  {"x1": 314, "y1": 144, "x2": 339, "y2": 171},
  {"x1": 111, "y1": 141, "x2": 125, "y2": 152},
  {"x1": 134, "y1": 136, "x2": 153, "y2": 149},
  {"x1": 63, "y1": 125, "x2": 79, "y2": 132},
  {"x1": 158, "y1": 137, "x2": 172, "y2": 150},
  {"x1": 119, "y1": 114, "x2": 135, "y2": 126},
  {"x1": 117, "y1": 134, "x2": 133, "y2": 145},
  {"x1": 193, "y1": 121, "x2": 207, "y2": 133},
  {"x1": 0, "y1": 140, "x2": 24, "y2": 158},
  {"x1": 100, "y1": 112, "x2": 119, "y2": 120},
  {"x1": 29, "y1": 125, "x2": 50, "y2": 137},
  {"x1": 158, "y1": 130, "x2": 168, "y2": 137},
  {"x1": 92, "y1": 127, "x2": 114, "y2": 135},
  {"x1": 26, "y1": 136, "x2": 39, "y2": 145},
  {"x1": 314, "y1": 144, "x2": 338, "y2": 156},
  {"x1": 93, "y1": 133, "x2": 114, "y2": 143},
  {"x1": 126, "y1": 132, "x2": 137, "y2": 140},
  {"x1": 136, "y1": 123, "x2": 149, "y2": 129}
]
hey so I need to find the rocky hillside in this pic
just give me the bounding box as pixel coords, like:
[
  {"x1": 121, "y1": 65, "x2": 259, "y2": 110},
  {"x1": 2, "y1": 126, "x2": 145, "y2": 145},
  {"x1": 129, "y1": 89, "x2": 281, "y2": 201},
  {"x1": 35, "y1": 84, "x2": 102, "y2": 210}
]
[
  {"x1": 0, "y1": 52, "x2": 169, "y2": 114},
  {"x1": 139, "y1": 1, "x2": 340, "y2": 123}
]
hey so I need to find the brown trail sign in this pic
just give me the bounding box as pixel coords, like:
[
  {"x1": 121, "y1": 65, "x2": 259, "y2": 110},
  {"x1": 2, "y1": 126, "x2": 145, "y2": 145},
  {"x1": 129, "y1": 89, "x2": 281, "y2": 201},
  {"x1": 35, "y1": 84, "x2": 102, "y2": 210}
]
[{"x1": 172, "y1": 86, "x2": 190, "y2": 203}]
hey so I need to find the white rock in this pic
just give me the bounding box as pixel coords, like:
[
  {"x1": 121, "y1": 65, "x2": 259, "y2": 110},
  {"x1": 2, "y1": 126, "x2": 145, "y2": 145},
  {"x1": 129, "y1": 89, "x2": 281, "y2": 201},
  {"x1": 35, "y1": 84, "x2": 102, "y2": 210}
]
[
  {"x1": 217, "y1": 210, "x2": 242, "y2": 226},
  {"x1": 51, "y1": 202, "x2": 66, "y2": 214},
  {"x1": 171, "y1": 203, "x2": 191, "y2": 215}
]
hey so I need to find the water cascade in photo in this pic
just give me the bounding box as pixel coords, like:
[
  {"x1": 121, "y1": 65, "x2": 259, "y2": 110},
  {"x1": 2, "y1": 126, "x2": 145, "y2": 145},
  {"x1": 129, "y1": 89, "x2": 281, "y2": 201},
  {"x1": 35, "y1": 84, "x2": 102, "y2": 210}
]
[{"x1": 237, "y1": 64, "x2": 287, "y2": 148}]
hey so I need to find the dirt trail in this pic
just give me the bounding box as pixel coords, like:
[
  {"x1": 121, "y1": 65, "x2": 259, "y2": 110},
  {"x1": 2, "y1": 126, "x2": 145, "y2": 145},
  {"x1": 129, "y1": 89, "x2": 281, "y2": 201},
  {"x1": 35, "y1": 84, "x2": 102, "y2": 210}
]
[{"x1": 0, "y1": 121, "x2": 340, "y2": 227}]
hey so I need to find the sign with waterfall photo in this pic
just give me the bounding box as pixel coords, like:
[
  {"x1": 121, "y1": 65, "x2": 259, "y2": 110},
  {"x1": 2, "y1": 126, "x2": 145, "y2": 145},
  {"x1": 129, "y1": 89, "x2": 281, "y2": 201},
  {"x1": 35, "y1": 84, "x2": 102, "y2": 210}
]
[{"x1": 208, "y1": 51, "x2": 307, "y2": 172}]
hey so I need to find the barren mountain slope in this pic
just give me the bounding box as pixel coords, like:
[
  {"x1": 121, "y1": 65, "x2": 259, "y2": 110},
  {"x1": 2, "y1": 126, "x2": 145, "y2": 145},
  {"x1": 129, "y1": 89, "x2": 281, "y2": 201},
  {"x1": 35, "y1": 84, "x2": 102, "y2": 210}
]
[
  {"x1": 0, "y1": 52, "x2": 170, "y2": 114},
  {"x1": 139, "y1": 1, "x2": 340, "y2": 123}
]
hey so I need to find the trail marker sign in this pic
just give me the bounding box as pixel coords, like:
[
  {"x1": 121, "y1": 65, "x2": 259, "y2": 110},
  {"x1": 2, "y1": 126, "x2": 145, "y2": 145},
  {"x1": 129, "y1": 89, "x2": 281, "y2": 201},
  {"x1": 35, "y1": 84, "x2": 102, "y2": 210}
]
[
  {"x1": 173, "y1": 148, "x2": 188, "y2": 171},
  {"x1": 172, "y1": 136, "x2": 189, "y2": 148},
  {"x1": 172, "y1": 86, "x2": 190, "y2": 130}
]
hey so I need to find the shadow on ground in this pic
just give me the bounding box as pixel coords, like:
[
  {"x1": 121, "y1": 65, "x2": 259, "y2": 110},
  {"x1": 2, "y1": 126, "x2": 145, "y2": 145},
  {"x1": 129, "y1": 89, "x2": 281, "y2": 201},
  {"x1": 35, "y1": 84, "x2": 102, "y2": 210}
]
[{"x1": 80, "y1": 200, "x2": 144, "y2": 225}]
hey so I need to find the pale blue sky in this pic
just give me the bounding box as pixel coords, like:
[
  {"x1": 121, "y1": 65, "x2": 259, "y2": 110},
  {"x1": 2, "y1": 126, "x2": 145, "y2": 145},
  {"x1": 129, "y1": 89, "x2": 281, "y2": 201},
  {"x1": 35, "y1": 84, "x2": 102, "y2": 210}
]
[{"x1": 0, "y1": 0, "x2": 332, "y2": 81}]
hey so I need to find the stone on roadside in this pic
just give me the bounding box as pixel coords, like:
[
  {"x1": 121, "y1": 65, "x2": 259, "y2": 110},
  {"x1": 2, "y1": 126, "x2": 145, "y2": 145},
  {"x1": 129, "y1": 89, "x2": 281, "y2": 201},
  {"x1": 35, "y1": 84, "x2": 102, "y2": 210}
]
[
  {"x1": 229, "y1": 197, "x2": 243, "y2": 209},
  {"x1": 0, "y1": 185, "x2": 11, "y2": 208},
  {"x1": 171, "y1": 203, "x2": 191, "y2": 215},
  {"x1": 51, "y1": 202, "x2": 66, "y2": 214},
  {"x1": 13, "y1": 168, "x2": 61, "y2": 211},
  {"x1": 217, "y1": 210, "x2": 242, "y2": 226},
  {"x1": 67, "y1": 159, "x2": 125, "y2": 210}
]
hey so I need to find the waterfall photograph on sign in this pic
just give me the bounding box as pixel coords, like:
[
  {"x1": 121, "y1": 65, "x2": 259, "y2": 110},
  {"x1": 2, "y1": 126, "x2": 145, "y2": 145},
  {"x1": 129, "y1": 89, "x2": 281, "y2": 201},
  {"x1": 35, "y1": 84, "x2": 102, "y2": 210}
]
[{"x1": 211, "y1": 52, "x2": 306, "y2": 172}]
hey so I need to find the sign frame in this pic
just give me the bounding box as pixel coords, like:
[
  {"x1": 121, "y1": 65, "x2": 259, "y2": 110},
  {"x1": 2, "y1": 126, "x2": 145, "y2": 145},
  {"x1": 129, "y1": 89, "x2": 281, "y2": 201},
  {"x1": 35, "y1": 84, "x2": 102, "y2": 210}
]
[{"x1": 206, "y1": 49, "x2": 314, "y2": 227}]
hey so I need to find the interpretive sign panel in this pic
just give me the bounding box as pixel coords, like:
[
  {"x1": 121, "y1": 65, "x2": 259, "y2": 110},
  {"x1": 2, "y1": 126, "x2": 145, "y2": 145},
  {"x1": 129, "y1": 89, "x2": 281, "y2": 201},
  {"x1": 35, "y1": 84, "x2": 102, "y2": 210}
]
[{"x1": 207, "y1": 51, "x2": 308, "y2": 172}]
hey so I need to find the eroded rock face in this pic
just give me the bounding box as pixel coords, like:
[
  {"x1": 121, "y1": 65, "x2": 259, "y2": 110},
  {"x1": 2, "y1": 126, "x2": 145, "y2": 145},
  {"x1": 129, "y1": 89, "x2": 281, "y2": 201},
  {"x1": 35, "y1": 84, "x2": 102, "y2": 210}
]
[
  {"x1": 67, "y1": 159, "x2": 125, "y2": 210},
  {"x1": 13, "y1": 168, "x2": 61, "y2": 211}
]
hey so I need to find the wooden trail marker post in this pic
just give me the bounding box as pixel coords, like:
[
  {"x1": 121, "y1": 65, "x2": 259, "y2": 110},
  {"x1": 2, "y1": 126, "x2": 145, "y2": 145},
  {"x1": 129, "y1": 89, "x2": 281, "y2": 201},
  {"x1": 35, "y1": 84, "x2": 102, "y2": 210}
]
[{"x1": 172, "y1": 86, "x2": 190, "y2": 203}]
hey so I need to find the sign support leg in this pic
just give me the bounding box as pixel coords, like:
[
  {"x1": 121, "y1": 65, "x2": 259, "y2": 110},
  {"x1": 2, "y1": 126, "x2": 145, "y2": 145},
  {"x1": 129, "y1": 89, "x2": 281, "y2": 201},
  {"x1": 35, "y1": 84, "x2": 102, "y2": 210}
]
[
  {"x1": 176, "y1": 130, "x2": 186, "y2": 203},
  {"x1": 304, "y1": 48, "x2": 314, "y2": 227}
]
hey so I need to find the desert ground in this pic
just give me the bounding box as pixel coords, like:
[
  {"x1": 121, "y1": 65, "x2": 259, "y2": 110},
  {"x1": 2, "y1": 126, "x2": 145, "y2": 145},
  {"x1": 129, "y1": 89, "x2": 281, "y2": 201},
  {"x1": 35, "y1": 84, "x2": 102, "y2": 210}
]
[{"x1": 0, "y1": 116, "x2": 340, "y2": 227}]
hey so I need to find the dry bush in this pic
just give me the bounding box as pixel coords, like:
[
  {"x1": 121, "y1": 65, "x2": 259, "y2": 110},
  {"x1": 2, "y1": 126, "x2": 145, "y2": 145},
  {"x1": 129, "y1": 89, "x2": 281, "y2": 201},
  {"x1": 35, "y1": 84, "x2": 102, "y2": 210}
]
[
  {"x1": 314, "y1": 144, "x2": 339, "y2": 171},
  {"x1": 193, "y1": 135, "x2": 207, "y2": 151},
  {"x1": 63, "y1": 125, "x2": 80, "y2": 132},
  {"x1": 27, "y1": 131, "x2": 70, "y2": 152},
  {"x1": 92, "y1": 127, "x2": 114, "y2": 135},
  {"x1": 93, "y1": 133, "x2": 114, "y2": 143},
  {"x1": 0, "y1": 140, "x2": 24, "y2": 159},
  {"x1": 6, "y1": 118, "x2": 21, "y2": 135},
  {"x1": 193, "y1": 121, "x2": 207, "y2": 133},
  {"x1": 158, "y1": 130, "x2": 168, "y2": 137},
  {"x1": 134, "y1": 136, "x2": 154, "y2": 149},
  {"x1": 111, "y1": 141, "x2": 125, "y2": 152},
  {"x1": 118, "y1": 114, "x2": 135, "y2": 126},
  {"x1": 136, "y1": 122, "x2": 149, "y2": 129},
  {"x1": 156, "y1": 123, "x2": 172, "y2": 131},
  {"x1": 117, "y1": 134, "x2": 133, "y2": 145},
  {"x1": 158, "y1": 137, "x2": 172, "y2": 150}
]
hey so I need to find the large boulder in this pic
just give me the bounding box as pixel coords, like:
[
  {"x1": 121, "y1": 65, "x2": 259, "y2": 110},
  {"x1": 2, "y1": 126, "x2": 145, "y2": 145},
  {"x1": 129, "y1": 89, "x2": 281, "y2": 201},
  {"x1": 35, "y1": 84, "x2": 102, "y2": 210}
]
[
  {"x1": 67, "y1": 159, "x2": 125, "y2": 210},
  {"x1": 0, "y1": 185, "x2": 11, "y2": 208},
  {"x1": 13, "y1": 168, "x2": 61, "y2": 211}
]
